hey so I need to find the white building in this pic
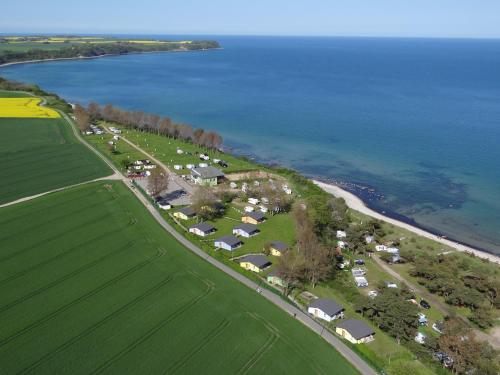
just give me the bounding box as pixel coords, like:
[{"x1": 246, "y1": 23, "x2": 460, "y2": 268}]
[
  {"x1": 336, "y1": 230, "x2": 347, "y2": 239},
  {"x1": 308, "y1": 298, "x2": 344, "y2": 322}
]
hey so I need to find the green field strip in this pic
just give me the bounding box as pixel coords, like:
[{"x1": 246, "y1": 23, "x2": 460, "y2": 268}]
[
  {"x1": 90, "y1": 277, "x2": 215, "y2": 375},
  {"x1": 0, "y1": 240, "x2": 136, "y2": 316},
  {"x1": 0, "y1": 250, "x2": 163, "y2": 348},
  {"x1": 0, "y1": 181, "x2": 360, "y2": 375},
  {"x1": 166, "y1": 318, "x2": 232, "y2": 374},
  {"x1": 0, "y1": 115, "x2": 111, "y2": 205},
  {"x1": 0, "y1": 227, "x2": 133, "y2": 287},
  {"x1": 0, "y1": 208, "x2": 112, "y2": 260},
  {"x1": 18, "y1": 275, "x2": 174, "y2": 375}
]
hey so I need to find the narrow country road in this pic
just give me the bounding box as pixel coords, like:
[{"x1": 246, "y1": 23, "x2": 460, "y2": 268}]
[
  {"x1": 1, "y1": 103, "x2": 375, "y2": 375},
  {"x1": 77, "y1": 122, "x2": 377, "y2": 375},
  {"x1": 0, "y1": 173, "x2": 121, "y2": 209}
]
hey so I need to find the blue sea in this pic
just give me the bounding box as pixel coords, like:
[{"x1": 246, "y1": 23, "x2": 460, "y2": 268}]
[{"x1": 2, "y1": 36, "x2": 500, "y2": 254}]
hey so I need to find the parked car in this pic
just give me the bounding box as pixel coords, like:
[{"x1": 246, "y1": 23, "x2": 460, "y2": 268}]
[
  {"x1": 354, "y1": 259, "x2": 365, "y2": 265},
  {"x1": 420, "y1": 299, "x2": 431, "y2": 309}
]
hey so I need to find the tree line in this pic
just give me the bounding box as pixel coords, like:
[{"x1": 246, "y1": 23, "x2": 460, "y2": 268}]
[
  {"x1": 74, "y1": 103, "x2": 223, "y2": 151},
  {"x1": 0, "y1": 40, "x2": 220, "y2": 65}
]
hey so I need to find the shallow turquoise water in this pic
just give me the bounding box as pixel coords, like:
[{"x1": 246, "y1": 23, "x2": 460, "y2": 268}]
[{"x1": 2, "y1": 36, "x2": 500, "y2": 254}]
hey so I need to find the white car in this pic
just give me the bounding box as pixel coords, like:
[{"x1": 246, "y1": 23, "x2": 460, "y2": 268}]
[{"x1": 244, "y1": 206, "x2": 254, "y2": 213}]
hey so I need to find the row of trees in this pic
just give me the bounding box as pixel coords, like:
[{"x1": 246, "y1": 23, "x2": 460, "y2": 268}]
[
  {"x1": 0, "y1": 40, "x2": 220, "y2": 65},
  {"x1": 75, "y1": 102, "x2": 224, "y2": 151}
]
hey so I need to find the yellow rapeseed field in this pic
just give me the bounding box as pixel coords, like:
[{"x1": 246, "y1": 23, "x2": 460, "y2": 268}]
[{"x1": 0, "y1": 98, "x2": 60, "y2": 118}]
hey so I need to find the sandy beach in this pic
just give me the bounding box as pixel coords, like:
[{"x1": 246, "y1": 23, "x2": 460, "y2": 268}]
[{"x1": 313, "y1": 180, "x2": 500, "y2": 264}]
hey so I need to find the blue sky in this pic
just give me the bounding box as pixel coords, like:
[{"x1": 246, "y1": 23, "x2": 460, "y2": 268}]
[{"x1": 2, "y1": 0, "x2": 500, "y2": 38}]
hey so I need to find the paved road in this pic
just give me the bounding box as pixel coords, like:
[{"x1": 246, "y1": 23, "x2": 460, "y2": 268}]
[{"x1": 6, "y1": 107, "x2": 376, "y2": 375}]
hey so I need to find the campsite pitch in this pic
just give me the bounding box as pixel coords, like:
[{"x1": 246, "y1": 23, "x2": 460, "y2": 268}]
[{"x1": 0, "y1": 181, "x2": 359, "y2": 375}]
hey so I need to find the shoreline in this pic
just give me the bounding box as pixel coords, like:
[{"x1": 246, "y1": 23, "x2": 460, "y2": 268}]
[
  {"x1": 0, "y1": 47, "x2": 221, "y2": 68},
  {"x1": 3, "y1": 49, "x2": 497, "y2": 265},
  {"x1": 313, "y1": 179, "x2": 500, "y2": 264}
]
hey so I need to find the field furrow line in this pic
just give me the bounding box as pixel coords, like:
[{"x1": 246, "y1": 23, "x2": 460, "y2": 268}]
[
  {"x1": 236, "y1": 313, "x2": 280, "y2": 375},
  {"x1": 90, "y1": 279, "x2": 215, "y2": 375},
  {"x1": 0, "y1": 240, "x2": 136, "y2": 315},
  {"x1": 0, "y1": 188, "x2": 97, "y2": 226},
  {"x1": 0, "y1": 227, "x2": 129, "y2": 287},
  {"x1": 0, "y1": 249, "x2": 162, "y2": 348},
  {"x1": 19, "y1": 276, "x2": 174, "y2": 375},
  {"x1": 0, "y1": 203, "x2": 110, "y2": 248},
  {"x1": 167, "y1": 319, "x2": 231, "y2": 375}
]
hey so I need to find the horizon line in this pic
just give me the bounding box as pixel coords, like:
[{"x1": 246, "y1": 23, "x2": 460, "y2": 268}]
[{"x1": 1, "y1": 31, "x2": 500, "y2": 41}]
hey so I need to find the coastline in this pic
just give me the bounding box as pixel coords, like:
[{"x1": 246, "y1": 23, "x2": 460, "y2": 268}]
[
  {"x1": 0, "y1": 48, "x2": 221, "y2": 68},
  {"x1": 313, "y1": 179, "x2": 500, "y2": 264},
  {"x1": 2, "y1": 50, "x2": 497, "y2": 265}
]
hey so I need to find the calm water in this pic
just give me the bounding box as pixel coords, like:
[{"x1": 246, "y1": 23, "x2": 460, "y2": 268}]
[{"x1": 2, "y1": 36, "x2": 500, "y2": 254}]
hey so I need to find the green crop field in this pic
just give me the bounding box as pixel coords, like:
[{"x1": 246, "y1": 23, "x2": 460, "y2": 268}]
[
  {"x1": 0, "y1": 181, "x2": 358, "y2": 375},
  {"x1": 0, "y1": 111, "x2": 111, "y2": 204}
]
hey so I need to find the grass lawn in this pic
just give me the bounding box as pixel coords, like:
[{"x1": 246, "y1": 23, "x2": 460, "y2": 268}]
[
  {"x1": 109, "y1": 123, "x2": 258, "y2": 174},
  {"x1": 0, "y1": 181, "x2": 359, "y2": 375},
  {"x1": 0, "y1": 116, "x2": 111, "y2": 205},
  {"x1": 85, "y1": 132, "x2": 147, "y2": 173},
  {"x1": 170, "y1": 203, "x2": 296, "y2": 262}
]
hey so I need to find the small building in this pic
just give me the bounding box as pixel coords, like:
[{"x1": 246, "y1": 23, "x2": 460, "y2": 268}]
[
  {"x1": 354, "y1": 276, "x2": 368, "y2": 288},
  {"x1": 242, "y1": 212, "x2": 266, "y2": 225},
  {"x1": 191, "y1": 166, "x2": 225, "y2": 186},
  {"x1": 267, "y1": 269, "x2": 285, "y2": 287},
  {"x1": 308, "y1": 298, "x2": 344, "y2": 322},
  {"x1": 336, "y1": 319, "x2": 375, "y2": 344},
  {"x1": 233, "y1": 223, "x2": 260, "y2": 238},
  {"x1": 336, "y1": 230, "x2": 347, "y2": 239},
  {"x1": 189, "y1": 222, "x2": 216, "y2": 237},
  {"x1": 268, "y1": 241, "x2": 289, "y2": 257},
  {"x1": 238, "y1": 254, "x2": 272, "y2": 273},
  {"x1": 214, "y1": 236, "x2": 242, "y2": 251},
  {"x1": 173, "y1": 207, "x2": 197, "y2": 221},
  {"x1": 375, "y1": 245, "x2": 387, "y2": 252}
]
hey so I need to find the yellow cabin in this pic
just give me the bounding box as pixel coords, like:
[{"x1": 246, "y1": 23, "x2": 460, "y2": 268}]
[{"x1": 335, "y1": 319, "x2": 375, "y2": 344}]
